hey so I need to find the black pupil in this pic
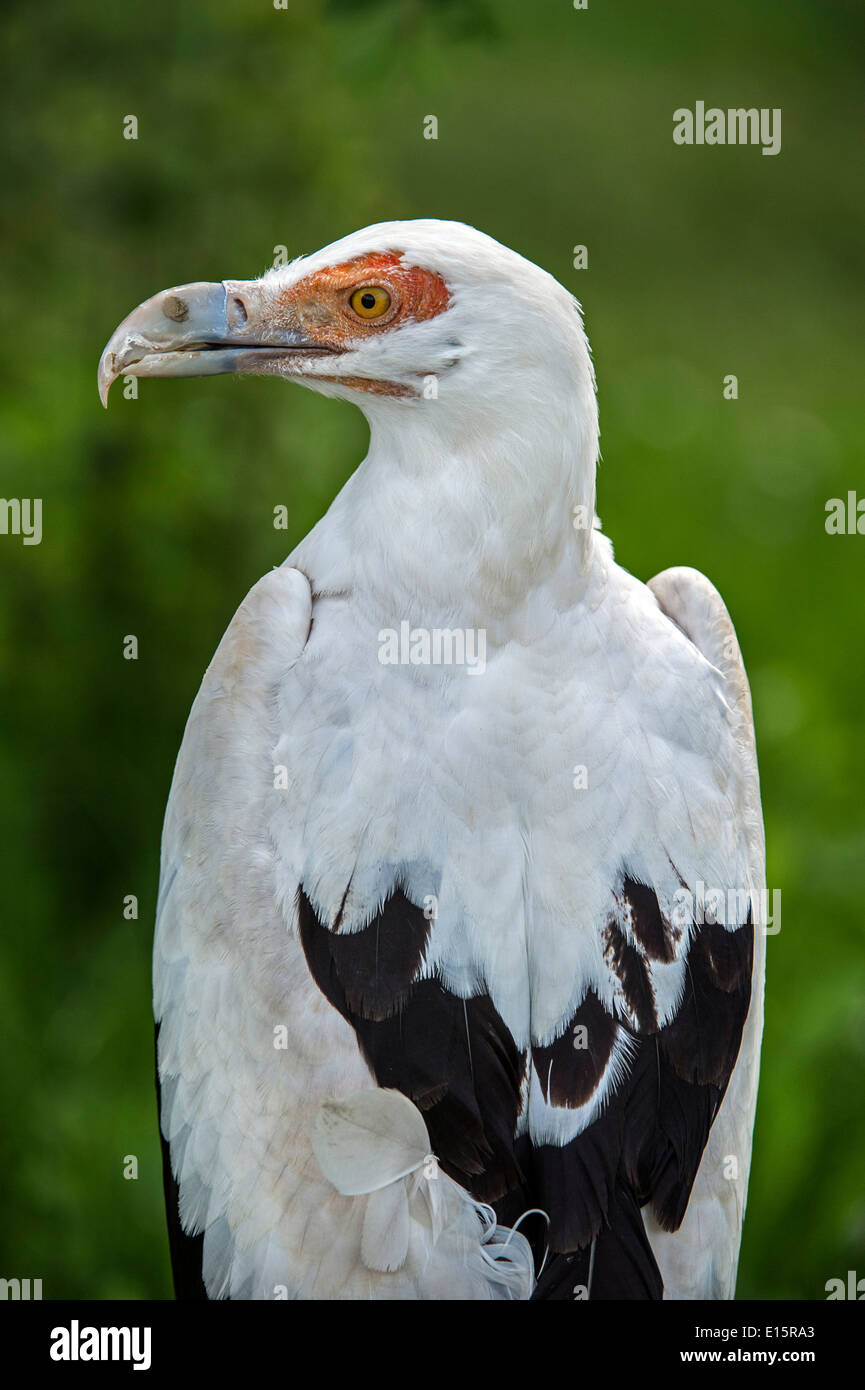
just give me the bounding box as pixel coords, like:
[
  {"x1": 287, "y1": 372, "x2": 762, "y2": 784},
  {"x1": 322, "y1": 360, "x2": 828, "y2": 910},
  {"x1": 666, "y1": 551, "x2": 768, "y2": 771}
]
[{"x1": 361, "y1": 292, "x2": 376, "y2": 309}]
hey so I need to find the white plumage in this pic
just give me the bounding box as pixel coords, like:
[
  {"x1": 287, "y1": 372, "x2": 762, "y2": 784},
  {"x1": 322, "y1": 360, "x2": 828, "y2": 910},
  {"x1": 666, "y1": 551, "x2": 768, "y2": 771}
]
[{"x1": 100, "y1": 220, "x2": 765, "y2": 1300}]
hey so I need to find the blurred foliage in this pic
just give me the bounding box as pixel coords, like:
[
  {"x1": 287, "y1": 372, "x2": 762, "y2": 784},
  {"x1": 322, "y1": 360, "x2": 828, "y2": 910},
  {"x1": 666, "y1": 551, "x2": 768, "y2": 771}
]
[{"x1": 0, "y1": 0, "x2": 863, "y2": 1300}]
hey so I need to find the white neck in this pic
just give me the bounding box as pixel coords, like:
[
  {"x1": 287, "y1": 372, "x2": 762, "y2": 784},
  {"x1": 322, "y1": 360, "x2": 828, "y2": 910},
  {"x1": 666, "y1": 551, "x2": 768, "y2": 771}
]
[{"x1": 291, "y1": 357, "x2": 600, "y2": 632}]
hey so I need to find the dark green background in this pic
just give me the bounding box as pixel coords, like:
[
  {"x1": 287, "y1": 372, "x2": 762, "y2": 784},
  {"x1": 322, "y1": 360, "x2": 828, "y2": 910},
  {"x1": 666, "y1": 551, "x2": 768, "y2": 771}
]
[{"x1": 1, "y1": 0, "x2": 862, "y2": 1299}]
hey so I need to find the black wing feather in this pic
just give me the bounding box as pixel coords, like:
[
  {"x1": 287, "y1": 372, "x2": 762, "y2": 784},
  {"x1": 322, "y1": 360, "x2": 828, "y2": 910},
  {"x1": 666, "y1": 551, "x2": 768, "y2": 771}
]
[{"x1": 154, "y1": 1024, "x2": 208, "y2": 1301}]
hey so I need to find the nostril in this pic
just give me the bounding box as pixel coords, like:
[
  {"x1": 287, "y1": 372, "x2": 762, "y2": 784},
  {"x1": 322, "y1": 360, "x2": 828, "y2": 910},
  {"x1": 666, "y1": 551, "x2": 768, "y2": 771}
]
[
  {"x1": 230, "y1": 296, "x2": 249, "y2": 327},
  {"x1": 162, "y1": 295, "x2": 189, "y2": 323}
]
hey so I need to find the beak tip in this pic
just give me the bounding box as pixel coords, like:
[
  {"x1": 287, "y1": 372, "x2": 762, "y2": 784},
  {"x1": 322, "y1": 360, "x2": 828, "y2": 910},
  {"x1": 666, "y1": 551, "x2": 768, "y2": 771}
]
[{"x1": 98, "y1": 349, "x2": 116, "y2": 408}]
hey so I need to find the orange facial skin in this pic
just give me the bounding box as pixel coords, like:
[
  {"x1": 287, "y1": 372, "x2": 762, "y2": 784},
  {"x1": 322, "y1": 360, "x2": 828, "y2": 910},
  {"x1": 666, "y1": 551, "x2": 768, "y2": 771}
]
[
  {"x1": 314, "y1": 374, "x2": 418, "y2": 399},
  {"x1": 280, "y1": 251, "x2": 451, "y2": 352}
]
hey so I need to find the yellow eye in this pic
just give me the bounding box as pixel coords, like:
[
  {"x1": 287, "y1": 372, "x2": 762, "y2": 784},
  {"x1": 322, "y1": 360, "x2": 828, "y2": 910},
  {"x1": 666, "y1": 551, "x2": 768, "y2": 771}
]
[{"x1": 350, "y1": 285, "x2": 391, "y2": 319}]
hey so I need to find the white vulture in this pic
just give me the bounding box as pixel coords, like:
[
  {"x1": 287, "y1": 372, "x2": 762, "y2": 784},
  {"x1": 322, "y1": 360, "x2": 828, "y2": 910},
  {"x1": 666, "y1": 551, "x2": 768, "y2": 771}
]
[{"x1": 98, "y1": 220, "x2": 765, "y2": 1301}]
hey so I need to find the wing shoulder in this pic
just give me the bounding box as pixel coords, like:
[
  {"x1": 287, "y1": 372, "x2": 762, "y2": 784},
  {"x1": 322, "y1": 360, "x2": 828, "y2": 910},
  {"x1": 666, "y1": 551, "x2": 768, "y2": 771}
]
[{"x1": 648, "y1": 565, "x2": 764, "y2": 885}]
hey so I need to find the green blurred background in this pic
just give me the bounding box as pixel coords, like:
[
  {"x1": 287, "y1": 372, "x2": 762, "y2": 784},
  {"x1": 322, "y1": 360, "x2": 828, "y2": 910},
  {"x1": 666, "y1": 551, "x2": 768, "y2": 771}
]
[{"x1": 1, "y1": 0, "x2": 863, "y2": 1299}]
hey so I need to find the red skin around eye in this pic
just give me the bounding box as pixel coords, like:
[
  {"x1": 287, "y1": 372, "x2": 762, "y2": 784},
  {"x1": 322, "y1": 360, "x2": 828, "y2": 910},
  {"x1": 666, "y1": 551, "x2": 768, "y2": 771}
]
[
  {"x1": 281, "y1": 251, "x2": 450, "y2": 344},
  {"x1": 271, "y1": 251, "x2": 451, "y2": 396}
]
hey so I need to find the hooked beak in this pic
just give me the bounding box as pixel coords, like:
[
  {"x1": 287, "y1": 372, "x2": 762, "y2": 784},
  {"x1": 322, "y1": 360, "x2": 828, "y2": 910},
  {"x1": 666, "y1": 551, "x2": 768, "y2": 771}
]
[{"x1": 97, "y1": 278, "x2": 336, "y2": 406}]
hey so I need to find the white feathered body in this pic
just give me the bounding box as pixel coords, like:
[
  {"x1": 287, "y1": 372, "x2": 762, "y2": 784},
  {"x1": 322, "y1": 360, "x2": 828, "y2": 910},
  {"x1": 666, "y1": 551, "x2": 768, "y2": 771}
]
[
  {"x1": 146, "y1": 220, "x2": 764, "y2": 1300},
  {"x1": 155, "y1": 530, "x2": 764, "y2": 1299}
]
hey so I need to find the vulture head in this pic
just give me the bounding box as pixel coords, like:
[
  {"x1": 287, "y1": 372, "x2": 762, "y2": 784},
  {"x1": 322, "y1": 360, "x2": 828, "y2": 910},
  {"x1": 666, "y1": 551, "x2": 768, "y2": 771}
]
[
  {"x1": 100, "y1": 220, "x2": 595, "y2": 425},
  {"x1": 98, "y1": 220, "x2": 601, "y2": 582}
]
